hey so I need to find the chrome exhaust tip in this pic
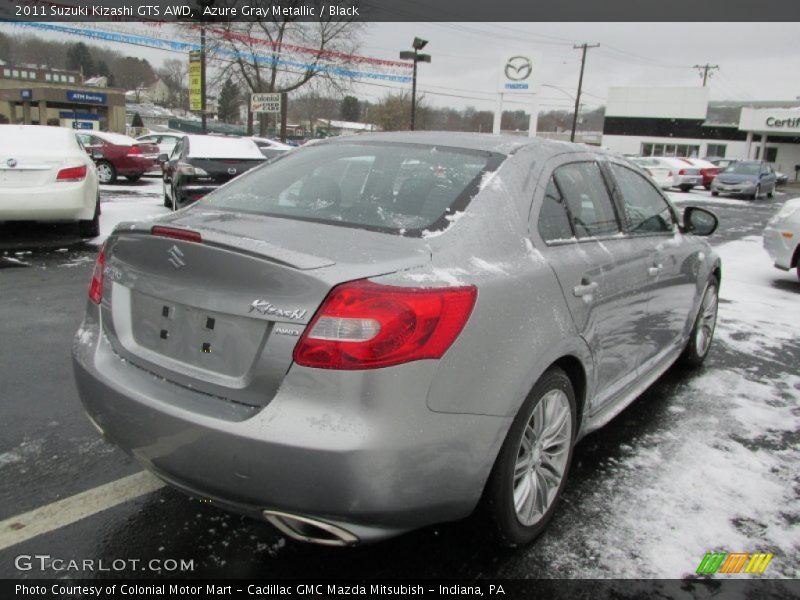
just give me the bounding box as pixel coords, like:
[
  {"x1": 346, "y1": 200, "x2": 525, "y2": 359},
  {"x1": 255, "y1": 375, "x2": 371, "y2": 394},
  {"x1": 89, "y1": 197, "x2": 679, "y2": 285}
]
[{"x1": 262, "y1": 510, "x2": 359, "y2": 546}]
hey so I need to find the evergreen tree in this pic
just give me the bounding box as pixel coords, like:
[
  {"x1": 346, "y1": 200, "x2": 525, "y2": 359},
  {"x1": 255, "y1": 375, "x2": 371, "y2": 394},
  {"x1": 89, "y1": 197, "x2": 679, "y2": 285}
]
[
  {"x1": 217, "y1": 78, "x2": 242, "y2": 123},
  {"x1": 340, "y1": 95, "x2": 361, "y2": 122}
]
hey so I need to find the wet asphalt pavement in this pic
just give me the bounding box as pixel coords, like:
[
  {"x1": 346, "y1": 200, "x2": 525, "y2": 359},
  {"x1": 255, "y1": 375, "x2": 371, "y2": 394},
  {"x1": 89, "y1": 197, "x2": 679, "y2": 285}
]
[{"x1": 0, "y1": 182, "x2": 798, "y2": 581}]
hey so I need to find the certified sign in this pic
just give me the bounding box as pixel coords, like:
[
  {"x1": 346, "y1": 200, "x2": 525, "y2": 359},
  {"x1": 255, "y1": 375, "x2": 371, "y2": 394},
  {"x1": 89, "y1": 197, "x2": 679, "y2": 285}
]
[
  {"x1": 251, "y1": 93, "x2": 281, "y2": 114},
  {"x1": 498, "y1": 52, "x2": 541, "y2": 94}
]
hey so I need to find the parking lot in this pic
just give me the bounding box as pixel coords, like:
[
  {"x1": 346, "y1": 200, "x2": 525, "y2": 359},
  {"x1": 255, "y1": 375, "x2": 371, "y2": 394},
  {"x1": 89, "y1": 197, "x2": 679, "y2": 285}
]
[{"x1": 0, "y1": 176, "x2": 797, "y2": 581}]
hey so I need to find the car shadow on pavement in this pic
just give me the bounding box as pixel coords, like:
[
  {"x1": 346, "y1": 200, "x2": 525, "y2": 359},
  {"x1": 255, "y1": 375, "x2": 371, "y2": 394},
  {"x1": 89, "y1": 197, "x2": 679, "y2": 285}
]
[{"x1": 769, "y1": 278, "x2": 800, "y2": 293}]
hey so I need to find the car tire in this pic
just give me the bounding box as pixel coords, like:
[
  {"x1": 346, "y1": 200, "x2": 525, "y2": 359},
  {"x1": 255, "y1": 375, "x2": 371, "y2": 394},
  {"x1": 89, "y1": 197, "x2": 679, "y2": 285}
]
[
  {"x1": 163, "y1": 182, "x2": 171, "y2": 207},
  {"x1": 680, "y1": 185, "x2": 692, "y2": 193},
  {"x1": 78, "y1": 198, "x2": 100, "y2": 238},
  {"x1": 96, "y1": 161, "x2": 117, "y2": 185},
  {"x1": 125, "y1": 174, "x2": 142, "y2": 183},
  {"x1": 481, "y1": 367, "x2": 576, "y2": 547},
  {"x1": 679, "y1": 276, "x2": 719, "y2": 369},
  {"x1": 711, "y1": 192, "x2": 719, "y2": 197},
  {"x1": 171, "y1": 187, "x2": 179, "y2": 211}
]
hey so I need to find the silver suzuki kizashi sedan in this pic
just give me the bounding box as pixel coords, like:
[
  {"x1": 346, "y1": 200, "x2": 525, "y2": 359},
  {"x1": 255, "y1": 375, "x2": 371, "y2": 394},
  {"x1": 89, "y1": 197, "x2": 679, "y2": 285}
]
[{"x1": 73, "y1": 132, "x2": 720, "y2": 547}]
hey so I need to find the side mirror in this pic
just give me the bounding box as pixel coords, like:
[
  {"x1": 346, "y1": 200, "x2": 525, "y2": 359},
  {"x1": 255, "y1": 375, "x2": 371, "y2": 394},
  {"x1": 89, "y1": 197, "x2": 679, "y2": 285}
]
[
  {"x1": 158, "y1": 153, "x2": 169, "y2": 163},
  {"x1": 683, "y1": 206, "x2": 718, "y2": 236}
]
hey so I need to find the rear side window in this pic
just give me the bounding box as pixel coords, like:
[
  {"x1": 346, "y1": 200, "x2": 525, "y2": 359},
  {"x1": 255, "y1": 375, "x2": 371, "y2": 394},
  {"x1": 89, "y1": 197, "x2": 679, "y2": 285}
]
[
  {"x1": 553, "y1": 162, "x2": 620, "y2": 238},
  {"x1": 609, "y1": 164, "x2": 674, "y2": 234},
  {"x1": 204, "y1": 142, "x2": 504, "y2": 236},
  {"x1": 537, "y1": 177, "x2": 574, "y2": 243}
]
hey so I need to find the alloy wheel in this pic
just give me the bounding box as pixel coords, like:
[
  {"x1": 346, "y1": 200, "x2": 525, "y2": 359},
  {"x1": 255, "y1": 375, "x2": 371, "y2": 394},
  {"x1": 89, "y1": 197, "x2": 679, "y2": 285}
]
[
  {"x1": 695, "y1": 284, "x2": 718, "y2": 357},
  {"x1": 512, "y1": 389, "x2": 572, "y2": 526}
]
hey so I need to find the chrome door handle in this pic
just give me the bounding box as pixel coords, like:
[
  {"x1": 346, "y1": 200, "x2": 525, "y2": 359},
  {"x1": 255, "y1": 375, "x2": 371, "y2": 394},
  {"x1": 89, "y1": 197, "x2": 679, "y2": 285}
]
[
  {"x1": 573, "y1": 281, "x2": 598, "y2": 297},
  {"x1": 648, "y1": 264, "x2": 663, "y2": 277}
]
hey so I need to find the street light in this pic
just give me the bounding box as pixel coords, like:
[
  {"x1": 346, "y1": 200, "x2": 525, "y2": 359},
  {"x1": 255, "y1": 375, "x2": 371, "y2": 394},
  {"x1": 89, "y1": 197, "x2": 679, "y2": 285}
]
[{"x1": 400, "y1": 38, "x2": 431, "y2": 131}]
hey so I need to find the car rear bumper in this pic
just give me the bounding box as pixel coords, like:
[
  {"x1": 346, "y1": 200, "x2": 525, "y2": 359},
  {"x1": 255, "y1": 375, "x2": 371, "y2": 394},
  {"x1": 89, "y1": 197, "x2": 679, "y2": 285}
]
[
  {"x1": 0, "y1": 184, "x2": 95, "y2": 221},
  {"x1": 72, "y1": 306, "x2": 509, "y2": 543},
  {"x1": 763, "y1": 226, "x2": 796, "y2": 270},
  {"x1": 673, "y1": 175, "x2": 702, "y2": 187}
]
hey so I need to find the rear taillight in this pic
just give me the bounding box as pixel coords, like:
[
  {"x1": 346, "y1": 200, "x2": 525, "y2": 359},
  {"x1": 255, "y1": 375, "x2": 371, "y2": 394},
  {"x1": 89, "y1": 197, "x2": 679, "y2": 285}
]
[
  {"x1": 56, "y1": 164, "x2": 87, "y2": 182},
  {"x1": 127, "y1": 145, "x2": 142, "y2": 156},
  {"x1": 293, "y1": 280, "x2": 477, "y2": 370},
  {"x1": 151, "y1": 226, "x2": 203, "y2": 243},
  {"x1": 88, "y1": 243, "x2": 106, "y2": 304}
]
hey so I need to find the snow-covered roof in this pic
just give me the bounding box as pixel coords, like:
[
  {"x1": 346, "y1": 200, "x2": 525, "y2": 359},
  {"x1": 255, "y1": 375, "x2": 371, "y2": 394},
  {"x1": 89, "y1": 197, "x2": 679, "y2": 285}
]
[
  {"x1": 317, "y1": 119, "x2": 379, "y2": 131},
  {"x1": 185, "y1": 135, "x2": 264, "y2": 159},
  {"x1": 92, "y1": 131, "x2": 138, "y2": 146}
]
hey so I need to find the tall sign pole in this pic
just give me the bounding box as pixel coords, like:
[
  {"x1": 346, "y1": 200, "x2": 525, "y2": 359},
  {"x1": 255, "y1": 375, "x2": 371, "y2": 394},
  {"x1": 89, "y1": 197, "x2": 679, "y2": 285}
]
[{"x1": 200, "y1": 24, "x2": 207, "y2": 134}]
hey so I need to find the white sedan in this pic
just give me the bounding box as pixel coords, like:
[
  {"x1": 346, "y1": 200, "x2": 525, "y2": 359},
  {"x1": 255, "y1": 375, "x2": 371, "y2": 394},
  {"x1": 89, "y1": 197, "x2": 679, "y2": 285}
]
[
  {"x1": 763, "y1": 197, "x2": 800, "y2": 279},
  {"x1": 0, "y1": 125, "x2": 100, "y2": 236},
  {"x1": 629, "y1": 157, "x2": 673, "y2": 189}
]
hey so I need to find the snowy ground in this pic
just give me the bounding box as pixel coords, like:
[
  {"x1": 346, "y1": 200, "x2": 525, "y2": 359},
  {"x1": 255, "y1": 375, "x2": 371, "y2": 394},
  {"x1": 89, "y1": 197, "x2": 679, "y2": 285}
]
[
  {"x1": 94, "y1": 177, "x2": 170, "y2": 242},
  {"x1": 514, "y1": 235, "x2": 800, "y2": 579}
]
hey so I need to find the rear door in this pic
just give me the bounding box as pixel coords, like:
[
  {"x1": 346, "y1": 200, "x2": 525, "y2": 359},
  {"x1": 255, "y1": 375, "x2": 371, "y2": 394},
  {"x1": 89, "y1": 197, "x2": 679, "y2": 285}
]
[{"x1": 534, "y1": 156, "x2": 652, "y2": 411}]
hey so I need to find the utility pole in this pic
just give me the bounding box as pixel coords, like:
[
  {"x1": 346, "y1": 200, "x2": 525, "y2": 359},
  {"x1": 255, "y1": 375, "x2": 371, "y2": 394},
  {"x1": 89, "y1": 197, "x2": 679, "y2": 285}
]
[
  {"x1": 693, "y1": 64, "x2": 719, "y2": 87},
  {"x1": 571, "y1": 43, "x2": 599, "y2": 142}
]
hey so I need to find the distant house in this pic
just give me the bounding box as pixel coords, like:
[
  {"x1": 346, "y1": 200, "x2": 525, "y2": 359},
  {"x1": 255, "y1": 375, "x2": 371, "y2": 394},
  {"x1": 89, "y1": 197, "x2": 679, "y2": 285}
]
[
  {"x1": 125, "y1": 78, "x2": 170, "y2": 105},
  {"x1": 84, "y1": 76, "x2": 108, "y2": 88}
]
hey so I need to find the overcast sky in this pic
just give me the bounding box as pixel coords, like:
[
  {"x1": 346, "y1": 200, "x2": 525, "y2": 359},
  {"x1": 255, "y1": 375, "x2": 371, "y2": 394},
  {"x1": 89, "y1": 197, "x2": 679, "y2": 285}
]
[{"x1": 4, "y1": 22, "x2": 799, "y2": 112}]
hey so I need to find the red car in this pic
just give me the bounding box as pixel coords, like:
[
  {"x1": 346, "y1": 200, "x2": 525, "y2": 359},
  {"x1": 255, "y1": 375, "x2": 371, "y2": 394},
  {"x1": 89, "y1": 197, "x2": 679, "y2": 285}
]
[
  {"x1": 680, "y1": 158, "x2": 721, "y2": 190},
  {"x1": 77, "y1": 131, "x2": 158, "y2": 184}
]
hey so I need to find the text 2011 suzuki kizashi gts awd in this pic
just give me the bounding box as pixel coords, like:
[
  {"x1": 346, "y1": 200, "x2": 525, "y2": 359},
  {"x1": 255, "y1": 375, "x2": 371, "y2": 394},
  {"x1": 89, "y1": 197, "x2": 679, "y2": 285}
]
[{"x1": 73, "y1": 132, "x2": 720, "y2": 546}]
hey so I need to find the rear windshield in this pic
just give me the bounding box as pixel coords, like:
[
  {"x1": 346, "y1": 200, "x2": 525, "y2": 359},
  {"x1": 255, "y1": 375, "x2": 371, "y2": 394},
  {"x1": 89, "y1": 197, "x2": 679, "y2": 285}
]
[
  {"x1": 725, "y1": 162, "x2": 760, "y2": 175},
  {"x1": 202, "y1": 142, "x2": 504, "y2": 236}
]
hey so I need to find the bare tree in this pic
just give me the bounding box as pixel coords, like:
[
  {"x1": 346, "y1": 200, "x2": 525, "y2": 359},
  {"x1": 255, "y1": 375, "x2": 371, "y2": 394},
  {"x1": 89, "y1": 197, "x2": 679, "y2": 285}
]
[
  {"x1": 158, "y1": 58, "x2": 189, "y2": 110},
  {"x1": 206, "y1": 1, "x2": 362, "y2": 134}
]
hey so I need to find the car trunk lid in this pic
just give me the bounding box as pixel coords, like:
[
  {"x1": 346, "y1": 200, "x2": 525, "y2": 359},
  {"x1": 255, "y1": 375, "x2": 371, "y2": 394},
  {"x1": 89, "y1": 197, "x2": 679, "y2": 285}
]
[
  {"x1": 0, "y1": 153, "x2": 71, "y2": 188},
  {"x1": 100, "y1": 212, "x2": 431, "y2": 407}
]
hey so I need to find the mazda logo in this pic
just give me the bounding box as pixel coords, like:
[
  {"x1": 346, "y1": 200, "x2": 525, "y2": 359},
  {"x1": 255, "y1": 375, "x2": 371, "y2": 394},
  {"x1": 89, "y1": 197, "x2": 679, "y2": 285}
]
[
  {"x1": 6, "y1": 158, "x2": 18, "y2": 168},
  {"x1": 505, "y1": 56, "x2": 533, "y2": 81},
  {"x1": 227, "y1": 167, "x2": 237, "y2": 175}
]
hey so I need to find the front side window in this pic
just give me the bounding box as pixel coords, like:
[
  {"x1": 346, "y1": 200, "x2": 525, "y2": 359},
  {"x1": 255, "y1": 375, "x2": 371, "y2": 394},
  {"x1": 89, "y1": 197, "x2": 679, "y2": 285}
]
[
  {"x1": 553, "y1": 162, "x2": 620, "y2": 238},
  {"x1": 204, "y1": 142, "x2": 504, "y2": 236},
  {"x1": 537, "y1": 176, "x2": 573, "y2": 243},
  {"x1": 609, "y1": 164, "x2": 674, "y2": 234}
]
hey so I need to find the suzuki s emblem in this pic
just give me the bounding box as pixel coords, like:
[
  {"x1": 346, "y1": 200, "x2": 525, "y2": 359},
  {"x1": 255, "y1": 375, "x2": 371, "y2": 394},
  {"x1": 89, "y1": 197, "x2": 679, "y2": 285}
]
[
  {"x1": 6, "y1": 158, "x2": 17, "y2": 168},
  {"x1": 167, "y1": 245, "x2": 186, "y2": 269},
  {"x1": 505, "y1": 56, "x2": 532, "y2": 81},
  {"x1": 227, "y1": 167, "x2": 237, "y2": 175}
]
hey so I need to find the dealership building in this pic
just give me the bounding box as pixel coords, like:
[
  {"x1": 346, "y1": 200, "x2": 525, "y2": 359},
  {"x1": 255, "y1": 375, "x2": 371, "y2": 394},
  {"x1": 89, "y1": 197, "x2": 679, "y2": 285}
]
[
  {"x1": 602, "y1": 87, "x2": 800, "y2": 177},
  {"x1": 0, "y1": 62, "x2": 126, "y2": 132}
]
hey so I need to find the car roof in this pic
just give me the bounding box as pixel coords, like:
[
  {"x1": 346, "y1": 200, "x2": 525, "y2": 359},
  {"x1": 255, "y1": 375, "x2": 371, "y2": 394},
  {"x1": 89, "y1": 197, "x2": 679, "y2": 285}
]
[{"x1": 315, "y1": 131, "x2": 603, "y2": 156}]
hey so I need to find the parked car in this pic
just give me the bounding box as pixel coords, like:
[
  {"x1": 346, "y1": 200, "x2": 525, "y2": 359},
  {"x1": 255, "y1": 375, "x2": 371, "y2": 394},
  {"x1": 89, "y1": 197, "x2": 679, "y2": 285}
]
[
  {"x1": 74, "y1": 132, "x2": 721, "y2": 548},
  {"x1": 0, "y1": 125, "x2": 100, "y2": 236},
  {"x1": 774, "y1": 171, "x2": 788, "y2": 186},
  {"x1": 763, "y1": 197, "x2": 800, "y2": 279},
  {"x1": 161, "y1": 135, "x2": 266, "y2": 210},
  {"x1": 251, "y1": 136, "x2": 293, "y2": 159},
  {"x1": 680, "y1": 158, "x2": 720, "y2": 190},
  {"x1": 136, "y1": 132, "x2": 186, "y2": 170},
  {"x1": 77, "y1": 131, "x2": 159, "y2": 184},
  {"x1": 628, "y1": 157, "x2": 672, "y2": 189},
  {"x1": 708, "y1": 158, "x2": 738, "y2": 170},
  {"x1": 710, "y1": 160, "x2": 777, "y2": 199},
  {"x1": 644, "y1": 157, "x2": 703, "y2": 192}
]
